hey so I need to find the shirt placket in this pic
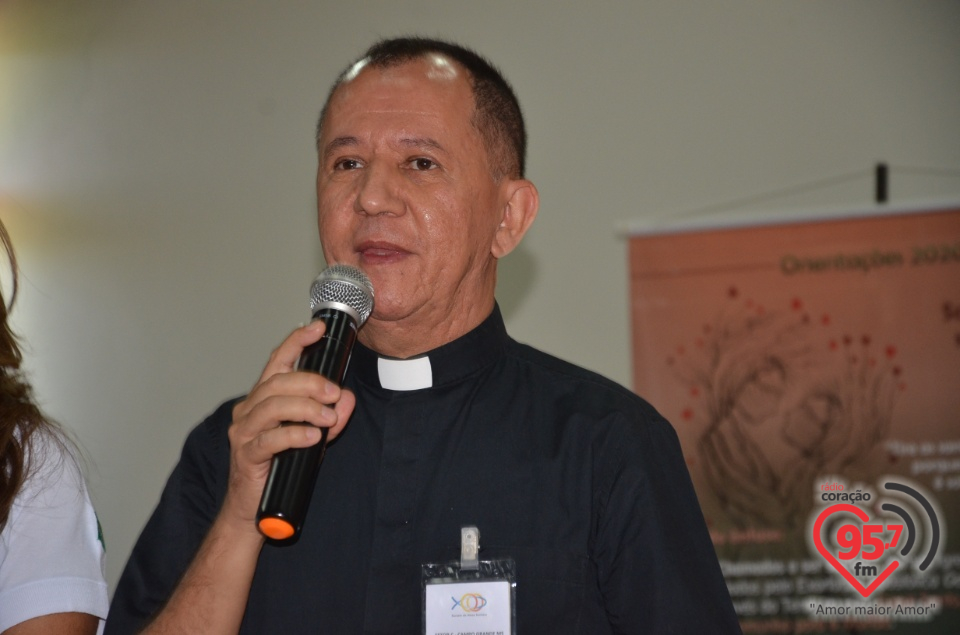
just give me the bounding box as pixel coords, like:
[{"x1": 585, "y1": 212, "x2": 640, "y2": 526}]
[{"x1": 362, "y1": 390, "x2": 427, "y2": 632}]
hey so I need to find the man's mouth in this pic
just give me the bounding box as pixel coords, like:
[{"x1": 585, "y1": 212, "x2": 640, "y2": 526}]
[{"x1": 356, "y1": 241, "x2": 408, "y2": 262}]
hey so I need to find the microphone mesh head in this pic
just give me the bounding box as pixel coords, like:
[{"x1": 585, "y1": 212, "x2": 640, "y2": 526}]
[{"x1": 309, "y1": 264, "x2": 375, "y2": 326}]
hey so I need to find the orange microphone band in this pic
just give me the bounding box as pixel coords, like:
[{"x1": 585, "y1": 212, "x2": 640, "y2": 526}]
[{"x1": 258, "y1": 517, "x2": 296, "y2": 541}]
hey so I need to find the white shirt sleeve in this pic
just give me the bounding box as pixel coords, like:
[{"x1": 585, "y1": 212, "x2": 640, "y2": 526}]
[{"x1": 0, "y1": 430, "x2": 109, "y2": 633}]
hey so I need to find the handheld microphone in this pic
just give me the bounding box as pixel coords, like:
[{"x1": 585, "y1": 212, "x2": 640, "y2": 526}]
[{"x1": 256, "y1": 264, "x2": 374, "y2": 541}]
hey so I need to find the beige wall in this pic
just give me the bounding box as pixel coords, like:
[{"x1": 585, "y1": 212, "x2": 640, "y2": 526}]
[{"x1": 2, "y1": 0, "x2": 959, "y2": 591}]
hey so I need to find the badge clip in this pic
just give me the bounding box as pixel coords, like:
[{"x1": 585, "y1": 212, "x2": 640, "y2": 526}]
[
  {"x1": 460, "y1": 525, "x2": 479, "y2": 571},
  {"x1": 423, "y1": 527, "x2": 516, "y2": 634}
]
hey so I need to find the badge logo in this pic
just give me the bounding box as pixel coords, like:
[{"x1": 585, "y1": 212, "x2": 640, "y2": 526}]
[{"x1": 451, "y1": 593, "x2": 488, "y2": 613}]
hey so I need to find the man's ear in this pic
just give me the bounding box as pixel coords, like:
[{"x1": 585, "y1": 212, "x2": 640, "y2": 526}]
[{"x1": 491, "y1": 179, "x2": 539, "y2": 259}]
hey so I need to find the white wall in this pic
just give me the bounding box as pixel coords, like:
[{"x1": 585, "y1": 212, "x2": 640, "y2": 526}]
[{"x1": 2, "y1": 0, "x2": 959, "y2": 591}]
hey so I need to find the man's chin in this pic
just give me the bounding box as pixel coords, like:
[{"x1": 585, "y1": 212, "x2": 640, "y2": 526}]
[{"x1": 366, "y1": 304, "x2": 417, "y2": 325}]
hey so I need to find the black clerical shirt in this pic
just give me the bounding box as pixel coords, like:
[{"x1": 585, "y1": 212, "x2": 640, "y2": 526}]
[{"x1": 106, "y1": 306, "x2": 740, "y2": 634}]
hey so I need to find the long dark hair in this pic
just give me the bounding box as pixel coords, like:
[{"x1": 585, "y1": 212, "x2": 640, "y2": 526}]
[{"x1": 0, "y1": 219, "x2": 49, "y2": 529}]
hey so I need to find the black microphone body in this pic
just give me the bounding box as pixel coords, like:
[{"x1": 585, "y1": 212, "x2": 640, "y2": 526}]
[{"x1": 256, "y1": 266, "x2": 373, "y2": 541}]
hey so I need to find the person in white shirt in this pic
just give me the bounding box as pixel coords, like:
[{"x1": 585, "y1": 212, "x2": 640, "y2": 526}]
[{"x1": 0, "y1": 220, "x2": 109, "y2": 635}]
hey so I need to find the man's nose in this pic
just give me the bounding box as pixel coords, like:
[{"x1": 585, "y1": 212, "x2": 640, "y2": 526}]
[{"x1": 355, "y1": 162, "x2": 403, "y2": 217}]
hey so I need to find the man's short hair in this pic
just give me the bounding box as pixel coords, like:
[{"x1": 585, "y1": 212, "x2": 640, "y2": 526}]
[{"x1": 316, "y1": 37, "x2": 527, "y2": 180}]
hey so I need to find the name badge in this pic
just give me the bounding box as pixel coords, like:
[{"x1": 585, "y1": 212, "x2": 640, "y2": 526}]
[
  {"x1": 424, "y1": 577, "x2": 513, "y2": 635},
  {"x1": 423, "y1": 527, "x2": 516, "y2": 635}
]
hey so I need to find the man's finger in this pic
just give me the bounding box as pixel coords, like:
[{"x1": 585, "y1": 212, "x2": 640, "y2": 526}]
[{"x1": 256, "y1": 321, "x2": 326, "y2": 384}]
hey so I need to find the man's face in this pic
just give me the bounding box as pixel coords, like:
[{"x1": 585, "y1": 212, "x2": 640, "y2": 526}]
[{"x1": 317, "y1": 56, "x2": 507, "y2": 350}]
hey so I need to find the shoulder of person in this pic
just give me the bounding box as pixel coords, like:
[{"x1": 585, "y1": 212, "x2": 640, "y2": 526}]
[
  {"x1": 505, "y1": 339, "x2": 670, "y2": 430},
  {"x1": 18, "y1": 426, "x2": 86, "y2": 499},
  {"x1": 184, "y1": 396, "x2": 245, "y2": 448},
  {"x1": 172, "y1": 396, "x2": 245, "y2": 490}
]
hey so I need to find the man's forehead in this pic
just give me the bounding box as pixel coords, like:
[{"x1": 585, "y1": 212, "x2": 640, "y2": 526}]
[
  {"x1": 343, "y1": 52, "x2": 461, "y2": 83},
  {"x1": 335, "y1": 54, "x2": 467, "y2": 99},
  {"x1": 322, "y1": 56, "x2": 474, "y2": 134}
]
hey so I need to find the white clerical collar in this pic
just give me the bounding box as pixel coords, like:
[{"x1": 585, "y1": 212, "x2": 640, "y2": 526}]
[{"x1": 377, "y1": 355, "x2": 434, "y2": 391}]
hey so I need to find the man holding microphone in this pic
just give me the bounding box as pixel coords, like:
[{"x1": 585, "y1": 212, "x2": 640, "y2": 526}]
[{"x1": 108, "y1": 37, "x2": 739, "y2": 634}]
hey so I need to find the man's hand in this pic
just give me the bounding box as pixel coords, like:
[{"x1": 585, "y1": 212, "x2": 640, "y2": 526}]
[
  {"x1": 221, "y1": 319, "x2": 358, "y2": 533},
  {"x1": 143, "y1": 321, "x2": 357, "y2": 634}
]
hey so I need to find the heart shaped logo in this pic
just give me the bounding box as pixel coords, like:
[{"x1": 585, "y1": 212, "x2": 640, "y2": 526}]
[{"x1": 813, "y1": 504, "x2": 900, "y2": 598}]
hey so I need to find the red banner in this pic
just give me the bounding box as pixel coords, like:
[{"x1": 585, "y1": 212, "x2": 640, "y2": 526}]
[{"x1": 629, "y1": 206, "x2": 960, "y2": 633}]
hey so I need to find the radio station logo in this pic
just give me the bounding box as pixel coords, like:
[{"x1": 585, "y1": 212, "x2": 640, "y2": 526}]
[{"x1": 811, "y1": 478, "x2": 942, "y2": 598}]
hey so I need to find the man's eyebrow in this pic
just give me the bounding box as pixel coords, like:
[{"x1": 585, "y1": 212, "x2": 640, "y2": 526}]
[
  {"x1": 322, "y1": 135, "x2": 445, "y2": 159},
  {"x1": 397, "y1": 137, "x2": 443, "y2": 151},
  {"x1": 322, "y1": 136, "x2": 360, "y2": 158}
]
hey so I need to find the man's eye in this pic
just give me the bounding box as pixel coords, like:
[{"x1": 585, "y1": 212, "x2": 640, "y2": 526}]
[
  {"x1": 334, "y1": 158, "x2": 361, "y2": 170},
  {"x1": 411, "y1": 158, "x2": 437, "y2": 171}
]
